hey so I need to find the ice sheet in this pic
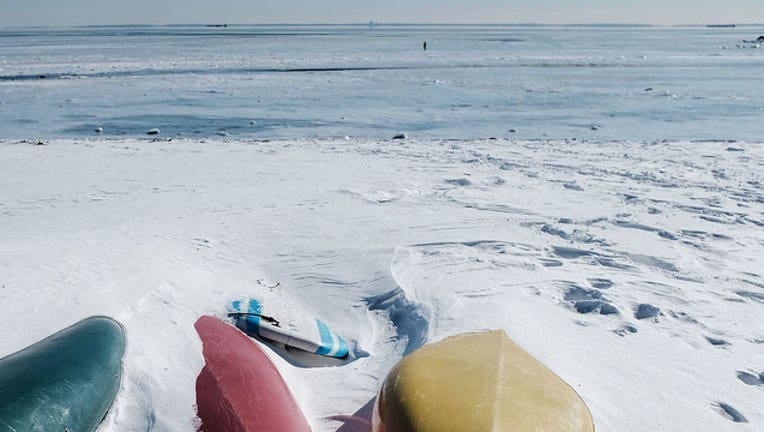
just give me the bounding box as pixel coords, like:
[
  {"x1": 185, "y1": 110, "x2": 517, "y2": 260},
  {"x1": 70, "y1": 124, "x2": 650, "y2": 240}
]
[{"x1": 1, "y1": 25, "x2": 763, "y2": 141}]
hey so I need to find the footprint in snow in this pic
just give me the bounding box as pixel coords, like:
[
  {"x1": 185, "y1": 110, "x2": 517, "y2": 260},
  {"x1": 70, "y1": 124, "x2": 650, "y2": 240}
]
[
  {"x1": 736, "y1": 371, "x2": 764, "y2": 386},
  {"x1": 613, "y1": 324, "x2": 638, "y2": 337},
  {"x1": 714, "y1": 402, "x2": 748, "y2": 423},
  {"x1": 444, "y1": 178, "x2": 472, "y2": 187},
  {"x1": 588, "y1": 278, "x2": 613, "y2": 289},
  {"x1": 634, "y1": 303, "x2": 660, "y2": 321},
  {"x1": 564, "y1": 285, "x2": 619, "y2": 316},
  {"x1": 539, "y1": 258, "x2": 563, "y2": 267},
  {"x1": 705, "y1": 336, "x2": 730, "y2": 347}
]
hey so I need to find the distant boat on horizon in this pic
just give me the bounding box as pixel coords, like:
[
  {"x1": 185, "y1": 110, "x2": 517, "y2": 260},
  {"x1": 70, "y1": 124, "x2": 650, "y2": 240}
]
[{"x1": 707, "y1": 24, "x2": 736, "y2": 28}]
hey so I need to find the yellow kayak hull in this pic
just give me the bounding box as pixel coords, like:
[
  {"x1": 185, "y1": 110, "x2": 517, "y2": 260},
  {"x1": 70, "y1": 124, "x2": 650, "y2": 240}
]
[{"x1": 372, "y1": 330, "x2": 594, "y2": 432}]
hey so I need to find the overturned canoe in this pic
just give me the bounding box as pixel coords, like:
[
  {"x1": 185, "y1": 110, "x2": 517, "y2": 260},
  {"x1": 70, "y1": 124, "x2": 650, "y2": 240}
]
[
  {"x1": 195, "y1": 316, "x2": 311, "y2": 432},
  {"x1": 372, "y1": 330, "x2": 594, "y2": 432},
  {"x1": 0, "y1": 316, "x2": 126, "y2": 432}
]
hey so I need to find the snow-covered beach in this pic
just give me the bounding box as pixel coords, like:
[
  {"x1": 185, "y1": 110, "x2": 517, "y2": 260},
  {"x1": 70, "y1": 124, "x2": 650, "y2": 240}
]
[
  {"x1": 2, "y1": 23, "x2": 764, "y2": 431},
  {"x1": 1, "y1": 137, "x2": 763, "y2": 431}
]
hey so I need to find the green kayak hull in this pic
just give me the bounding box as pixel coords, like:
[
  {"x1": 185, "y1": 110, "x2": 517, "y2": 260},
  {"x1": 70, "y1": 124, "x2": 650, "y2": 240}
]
[{"x1": 0, "y1": 316, "x2": 126, "y2": 432}]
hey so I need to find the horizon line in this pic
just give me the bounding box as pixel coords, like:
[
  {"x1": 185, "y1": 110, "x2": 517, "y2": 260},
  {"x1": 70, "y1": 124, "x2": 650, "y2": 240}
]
[{"x1": 2, "y1": 21, "x2": 763, "y2": 30}]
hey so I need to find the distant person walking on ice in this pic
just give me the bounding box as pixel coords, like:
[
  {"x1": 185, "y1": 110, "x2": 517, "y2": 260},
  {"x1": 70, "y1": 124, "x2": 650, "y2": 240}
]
[{"x1": 423, "y1": 41, "x2": 427, "y2": 51}]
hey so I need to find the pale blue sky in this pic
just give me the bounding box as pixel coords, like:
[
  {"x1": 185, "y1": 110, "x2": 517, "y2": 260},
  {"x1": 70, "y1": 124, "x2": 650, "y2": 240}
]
[{"x1": 1, "y1": 0, "x2": 763, "y2": 27}]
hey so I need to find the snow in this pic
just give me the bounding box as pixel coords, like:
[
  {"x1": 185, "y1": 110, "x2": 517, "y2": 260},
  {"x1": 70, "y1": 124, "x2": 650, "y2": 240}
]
[{"x1": 1, "y1": 137, "x2": 763, "y2": 431}]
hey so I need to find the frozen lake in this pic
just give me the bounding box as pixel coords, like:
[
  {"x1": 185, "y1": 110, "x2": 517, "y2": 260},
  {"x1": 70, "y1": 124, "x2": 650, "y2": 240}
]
[{"x1": 1, "y1": 24, "x2": 763, "y2": 140}]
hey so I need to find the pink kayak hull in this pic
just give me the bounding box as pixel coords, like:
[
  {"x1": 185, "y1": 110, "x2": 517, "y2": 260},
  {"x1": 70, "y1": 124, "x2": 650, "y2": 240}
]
[{"x1": 195, "y1": 316, "x2": 311, "y2": 432}]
